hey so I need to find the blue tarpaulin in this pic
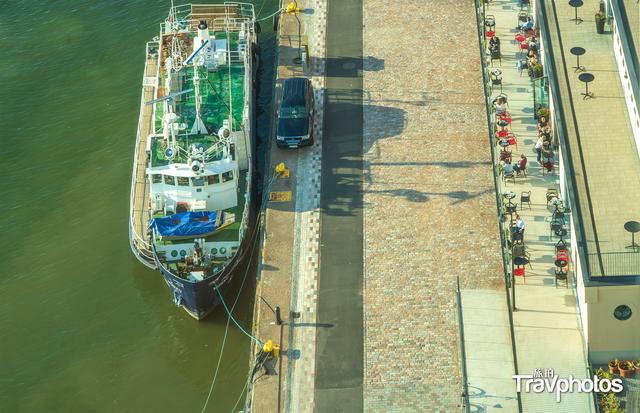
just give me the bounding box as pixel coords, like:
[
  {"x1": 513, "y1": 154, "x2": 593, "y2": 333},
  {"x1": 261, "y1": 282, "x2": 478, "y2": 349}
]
[{"x1": 150, "y1": 211, "x2": 221, "y2": 238}]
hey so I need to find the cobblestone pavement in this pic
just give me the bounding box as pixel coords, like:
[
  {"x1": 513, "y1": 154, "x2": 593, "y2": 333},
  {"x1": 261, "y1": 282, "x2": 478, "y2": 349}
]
[{"x1": 363, "y1": 1, "x2": 504, "y2": 411}]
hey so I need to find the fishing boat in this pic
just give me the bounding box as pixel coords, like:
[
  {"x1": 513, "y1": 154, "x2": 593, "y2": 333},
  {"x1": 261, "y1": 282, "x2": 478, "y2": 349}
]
[{"x1": 129, "y1": 2, "x2": 258, "y2": 319}]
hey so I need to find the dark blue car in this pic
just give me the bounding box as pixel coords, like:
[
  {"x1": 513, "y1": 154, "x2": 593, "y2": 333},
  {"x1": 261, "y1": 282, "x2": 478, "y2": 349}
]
[{"x1": 276, "y1": 77, "x2": 314, "y2": 148}]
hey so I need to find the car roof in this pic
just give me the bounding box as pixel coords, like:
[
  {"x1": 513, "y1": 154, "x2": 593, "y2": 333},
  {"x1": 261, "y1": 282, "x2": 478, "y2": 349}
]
[{"x1": 282, "y1": 77, "x2": 310, "y2": 106}]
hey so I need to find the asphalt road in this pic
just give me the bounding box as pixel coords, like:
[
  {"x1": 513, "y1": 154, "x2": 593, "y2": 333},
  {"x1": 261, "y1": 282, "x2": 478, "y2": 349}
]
[{"x1": 314, "y1": 0, "x2": 364, "y2": 411}]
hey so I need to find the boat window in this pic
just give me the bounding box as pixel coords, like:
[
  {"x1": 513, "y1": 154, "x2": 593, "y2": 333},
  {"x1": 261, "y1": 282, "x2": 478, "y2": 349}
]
[
  {"x1": 191, "y1": 177, "x2": 205, "y2": 187},
  {"x1": 222, "y1": 171, "x2": 234, "y2": 182},
  {"x1": 207, "y1": 174, "x2": 220, "y2": 185},
  {"x1": 177, "y1": 177, "x2": 190, "y2": 186},
  {"x1": 164, "y1": 175, "x2": 175, "y2": 185},
  {"x1": 151, "y1": 174, "x2": 163, "y2": 184}
]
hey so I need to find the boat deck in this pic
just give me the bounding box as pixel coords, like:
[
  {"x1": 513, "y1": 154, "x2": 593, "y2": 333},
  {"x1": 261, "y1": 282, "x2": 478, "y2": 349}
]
[{"x1": 131, "y1": 51, "x2": 158, "y2": 260}]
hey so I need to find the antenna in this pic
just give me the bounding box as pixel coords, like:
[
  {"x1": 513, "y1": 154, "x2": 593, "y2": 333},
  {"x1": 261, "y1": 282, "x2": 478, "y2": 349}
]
[{"x1": 145, "y1": 89, "x2": 193, "y2": 106}]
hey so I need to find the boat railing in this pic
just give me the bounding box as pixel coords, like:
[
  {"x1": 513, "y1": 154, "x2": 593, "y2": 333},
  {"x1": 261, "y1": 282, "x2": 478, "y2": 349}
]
[
  {"x1": 163, "y1": 2, "x2": 255, "y2": 36},
  {"x1": 129, "y1": 40, "x2": 160, "y2": 264}
]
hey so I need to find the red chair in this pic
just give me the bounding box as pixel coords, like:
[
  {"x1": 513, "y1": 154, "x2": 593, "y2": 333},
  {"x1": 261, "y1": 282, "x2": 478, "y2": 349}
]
[
  {"x1": 514, "y1": 267, "x2": 526, "y2": 284},
  {"x1": 497, "y1": 129, "x2": 509, "y2": 138},
  {"x1": 499, "y1": 115, "x2": 512, "y2": 125},
  {"x1": 507, "y1": 133, "x2": 518, "y2": 150},
  {"x1": 515, "y1": 33, "x2": 526, "y2": 43},
  {"x1": 542, "y1": 159, "x2": 554, "y2": 175},
  {"x1": 486, "y1": 30, "x2": 496, "y2": 38}
]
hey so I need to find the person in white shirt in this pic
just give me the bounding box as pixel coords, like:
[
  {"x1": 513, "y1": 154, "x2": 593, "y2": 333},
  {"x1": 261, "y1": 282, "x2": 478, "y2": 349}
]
[
  {"x1": 495, "y1": 97, "x2": 509, "y2": 116},
  {"x1": 534, "y1": 137, "x2": 544, "y2": 163}
]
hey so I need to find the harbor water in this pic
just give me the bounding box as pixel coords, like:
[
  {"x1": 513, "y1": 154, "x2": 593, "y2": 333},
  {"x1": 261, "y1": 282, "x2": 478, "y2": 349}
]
[{"x1": 0, "y1": 0, "x2": 278, "y2": 411}]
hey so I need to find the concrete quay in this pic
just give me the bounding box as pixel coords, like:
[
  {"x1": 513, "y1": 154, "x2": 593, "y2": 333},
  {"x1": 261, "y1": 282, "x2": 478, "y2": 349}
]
[{"x1": 248, "y1": 1, "x2": 326, "y2": 412}]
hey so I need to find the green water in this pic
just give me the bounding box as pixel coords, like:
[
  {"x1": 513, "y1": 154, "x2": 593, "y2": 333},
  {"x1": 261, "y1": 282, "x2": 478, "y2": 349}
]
[{"x1": 0, "y1": 1, "x2": 277, "y2": 411}]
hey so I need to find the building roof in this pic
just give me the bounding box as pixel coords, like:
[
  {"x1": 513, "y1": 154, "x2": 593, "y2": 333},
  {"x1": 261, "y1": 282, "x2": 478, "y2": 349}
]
[{"x1": 539, "y1": 0, "x2": 640, "y2": 279}]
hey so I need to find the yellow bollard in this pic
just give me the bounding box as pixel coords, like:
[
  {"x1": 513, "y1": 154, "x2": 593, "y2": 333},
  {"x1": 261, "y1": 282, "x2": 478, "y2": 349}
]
[
  {"x1": 275, "y1": 162, "x2": 290, "y2": 178},
  {"x1": 285, "y1": 2, "x2": 301, "y2": 14},
  {"x1": 273, "y1": 343, "x2": 280, "y2": 358}
]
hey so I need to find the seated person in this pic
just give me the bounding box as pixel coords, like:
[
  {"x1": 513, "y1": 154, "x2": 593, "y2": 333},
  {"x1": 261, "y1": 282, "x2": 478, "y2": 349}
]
[
  {"x1": 541, "y1": 132, "x2": 552, "y2": 144},
  {"x1": 494, "y1": 97, "x2": 509, "y2": 115},
  {"x1": 489, "y1": 36, "x2": 500, "y2": 52},
  {"x1": 519, "y1": 17, "x2": 534, "y2": 31},
  {"x1": 528, "y1": 38, "x2": 538, "y2": 52},
  {"x1": 503, "y1": 160, "x2": 515, "y2": 176},
  {"x1": 512, "y1": 214, "x2": 525, "y2": 236},
  {"x1": 513, "y1": 154, "x2": 528, "y2": 174},
  {"x1": 527, "y1": 55, "x2": 537, "y2": 69}
]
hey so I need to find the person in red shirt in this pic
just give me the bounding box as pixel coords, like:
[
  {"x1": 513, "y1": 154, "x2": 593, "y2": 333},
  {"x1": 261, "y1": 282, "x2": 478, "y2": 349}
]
[{"x1": 513, "y1": 154, "x2": 528, "y2": 175}]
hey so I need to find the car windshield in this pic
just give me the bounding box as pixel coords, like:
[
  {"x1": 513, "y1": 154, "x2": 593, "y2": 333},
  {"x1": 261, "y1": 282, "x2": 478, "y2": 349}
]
[{"x1": 280, "y1": 105, "x2": 307, "y2": 119}]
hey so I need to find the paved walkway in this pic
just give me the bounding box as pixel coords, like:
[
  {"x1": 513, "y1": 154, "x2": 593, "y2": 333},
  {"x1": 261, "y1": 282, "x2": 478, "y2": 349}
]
[
  {"x1": 249, "y1": 1, "x2": 327, "y2": 412},
  {"x1": 462, "y1": 290, "x2": 518, "y2": 412},
  {"x1": 363, "y1": 1, "x2": 505, "y2": 411},
  {"x1": 485, "y1": 1, "x2": 594, "y2": 411}
]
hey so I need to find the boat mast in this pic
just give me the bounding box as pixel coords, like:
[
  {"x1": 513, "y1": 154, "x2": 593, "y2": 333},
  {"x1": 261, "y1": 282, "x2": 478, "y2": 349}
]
[{"x1": 190, "y1": 21, "x2": 211, "y2": 135}]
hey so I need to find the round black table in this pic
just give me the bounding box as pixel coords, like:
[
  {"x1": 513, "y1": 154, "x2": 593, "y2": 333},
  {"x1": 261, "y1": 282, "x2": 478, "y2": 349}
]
[
  {"x1": 569, "y1": 0, "x2": 584, "y2": 24},
  {"x1": 504, "y1": 190, "x2": 516, "y2": 200},
  {"x1": 514, "y1": 256, "x2": 530, "y2": 267},
  {"x1": 624, "y1": 221, "x2": 640, "y2": 251},
  {"x1": 555, "y1": 258, "x2": 568, "y2": 268},
  {"x1": 570, "y1": 47, "x2": 586, "y2": 72},
  {"x1": 499, "y1": 139, "x2": 510, "y2": 148},
  {"x1": 555, "y1": 228, "x2": 568, "y2": 238},
  {"x1": 578, "y1": 73, "x2": 594, "y2": 99}
]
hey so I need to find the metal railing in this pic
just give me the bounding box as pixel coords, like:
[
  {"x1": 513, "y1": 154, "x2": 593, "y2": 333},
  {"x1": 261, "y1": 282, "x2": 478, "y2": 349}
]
[
  {"x1": 587, "y1": 251, "x2": 640, "y2": 277},
  {"x1": 456, "y1": 277, "x2": 470, "y2": 413}
]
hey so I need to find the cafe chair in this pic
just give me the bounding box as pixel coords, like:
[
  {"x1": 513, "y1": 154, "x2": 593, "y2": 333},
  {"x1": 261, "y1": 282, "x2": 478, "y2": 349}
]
[
  {"x1": 490, "y1": 48, "x2": 502, "y2": 66},
  {"x1": 491, "y1": 75, "x2": 503, "y2": 94},
  {"x1": 503, "y1": 170, "x2": 516, "y2": 184},
  {"x1": 512, "y1": 229, "x2": 525, "y2": 244},
  {"x1": 514, "y1": 267, "x2": 526, "y2": 284},
  {"x1": 517, "y1": 59, "x2": 528, "y2": 77},
  {"x1": 555, "y1": 268, "x2": 568, "y2": 288},
  {"x1": 516, "y1": 162, "x2": 527, "y2": 178},
  {"x1": 520, "y1": 191, "x2": 531, "y2": 209},
  {"x1": 507, "y1": 133, "x2": 518, "y2": 150},
  {"x1": 550, "y1": 219, "x2": 564, "y2": 238},
  {"x1": 546, "y1": 188, "x2": 558, "y2": 205},
  {"x1": 513, "y1": 245, "x2": 533, "y2": 269}
]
